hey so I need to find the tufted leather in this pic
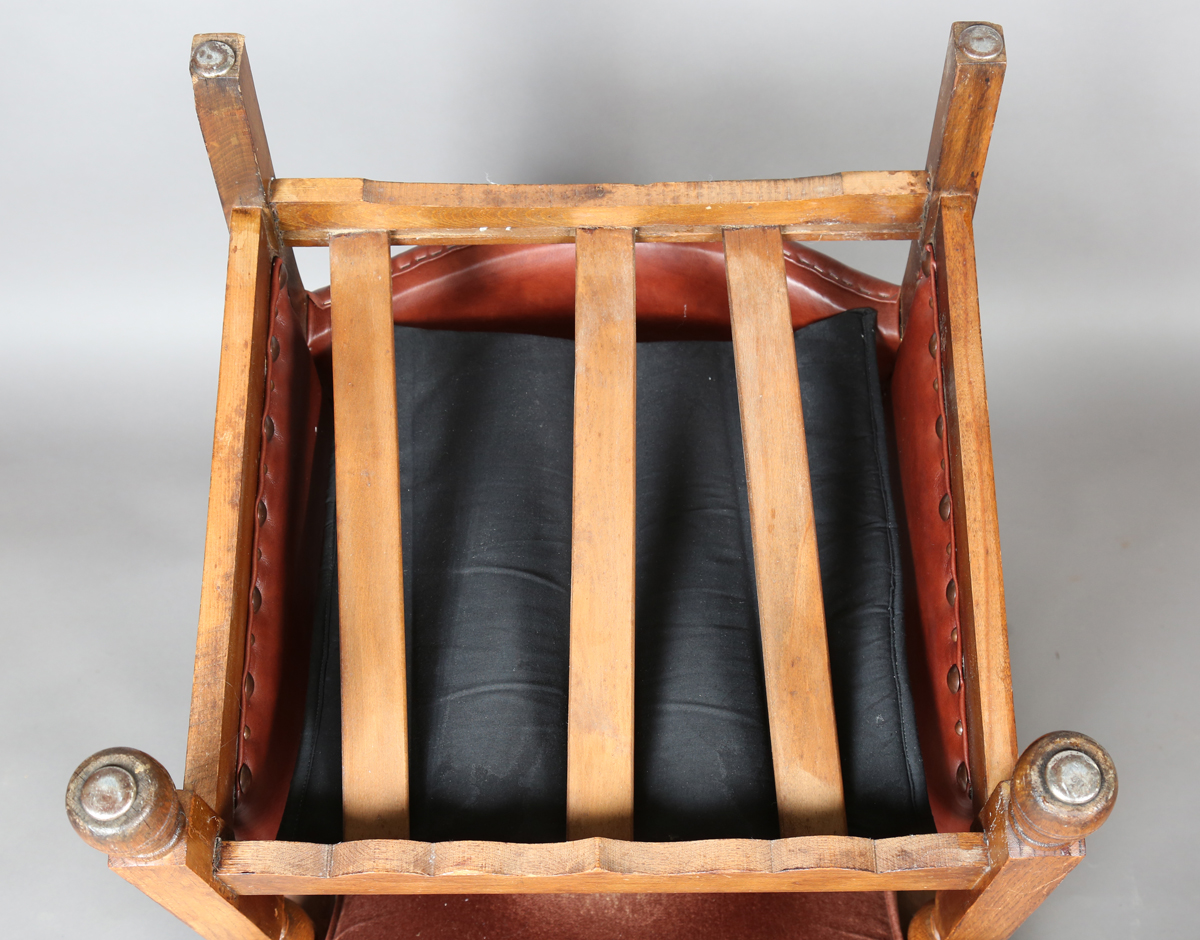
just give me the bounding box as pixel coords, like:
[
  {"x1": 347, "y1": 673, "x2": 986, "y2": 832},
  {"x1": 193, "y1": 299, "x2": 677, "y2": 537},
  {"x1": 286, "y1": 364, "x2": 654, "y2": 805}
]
[
  {"x1": 890, "y1": 255, "x2": 973, "y2": 832},
  {"x1": 233, "y1": 259, "x2": 328, "y2": 841}
]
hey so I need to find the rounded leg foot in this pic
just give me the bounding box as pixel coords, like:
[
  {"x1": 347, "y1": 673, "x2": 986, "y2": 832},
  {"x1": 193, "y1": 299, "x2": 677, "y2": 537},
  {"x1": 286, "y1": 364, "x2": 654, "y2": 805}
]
[{"x1": 65, "y1": 747, "x2": 184, "y2": 858}]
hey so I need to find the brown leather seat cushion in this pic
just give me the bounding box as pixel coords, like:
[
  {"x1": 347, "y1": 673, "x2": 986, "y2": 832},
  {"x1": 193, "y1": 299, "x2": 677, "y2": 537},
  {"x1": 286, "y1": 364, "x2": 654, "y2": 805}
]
[{"x1": 326, "y1": 892, "x2": 903, "y2": 940}]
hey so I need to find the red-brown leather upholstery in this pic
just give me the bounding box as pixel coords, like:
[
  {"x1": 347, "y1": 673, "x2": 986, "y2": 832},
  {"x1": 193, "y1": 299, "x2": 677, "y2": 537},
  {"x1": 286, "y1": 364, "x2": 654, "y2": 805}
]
[
  {"x1": 325, "y1": 892, "x2": 903, "y2": 940},
  {"x1": 234, "y1": 259, "x2": 328, "y2": 841},
  {"x1": 306, "y1": 242, "x2": 900, "y2": 363},
  {"x1": 890, "y1": 257, "x2": 973, "y2": 831}
]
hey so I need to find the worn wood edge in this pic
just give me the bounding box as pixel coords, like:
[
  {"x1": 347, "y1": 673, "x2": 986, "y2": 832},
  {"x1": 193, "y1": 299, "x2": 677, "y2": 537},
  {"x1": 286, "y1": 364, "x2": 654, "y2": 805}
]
[
  {"x1": 273, "y1": 195, "x2": 924, "y2": 245},
  {"x1": 934, "y1": 196, "x2": 1017, "y2": 809},
  {"x1": 280, "y1": 222, "x2": 920, "y2": 248},
  {"x1": 269, "y1": 173, "x2": 927, "y2": 244},
  {"x1": 215, "y1": 833, "x2": 988, "y2": 895},
  {"x1": 183, "y1": 208, "x2": 272, "y2": 823},
  {"x1": 272, "y1": 171, "x2": 926, "y2": 205}
]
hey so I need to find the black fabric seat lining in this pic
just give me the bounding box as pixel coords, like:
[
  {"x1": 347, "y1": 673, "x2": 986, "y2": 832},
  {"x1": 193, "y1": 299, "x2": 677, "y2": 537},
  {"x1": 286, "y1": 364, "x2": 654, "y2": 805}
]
[{"x1": 279, "y1": 309, "x2": 931, "y2": 844}]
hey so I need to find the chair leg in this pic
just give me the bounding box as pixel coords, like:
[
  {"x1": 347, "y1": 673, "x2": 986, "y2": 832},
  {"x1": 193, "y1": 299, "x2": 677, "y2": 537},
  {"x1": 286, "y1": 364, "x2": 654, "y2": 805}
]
[
  {"x1": 908, "y1": 731, "x2": 1117, "y2": 940},
  {"x1": 67, "y1": 748, "x2": 312, "y2": 940}
]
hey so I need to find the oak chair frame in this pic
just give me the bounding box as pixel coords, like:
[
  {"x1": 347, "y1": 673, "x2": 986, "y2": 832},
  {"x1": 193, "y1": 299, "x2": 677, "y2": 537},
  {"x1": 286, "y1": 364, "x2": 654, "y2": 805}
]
[{"x1": 66, "y1": 23, "x2": 1117, "y2": 940}]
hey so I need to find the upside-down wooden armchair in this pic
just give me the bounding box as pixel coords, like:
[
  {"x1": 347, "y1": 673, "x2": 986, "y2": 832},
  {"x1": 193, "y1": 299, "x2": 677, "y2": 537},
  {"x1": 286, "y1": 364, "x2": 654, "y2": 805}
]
[{"x1": 66, "y1": 23, "x2": 1117, "y2": 940}]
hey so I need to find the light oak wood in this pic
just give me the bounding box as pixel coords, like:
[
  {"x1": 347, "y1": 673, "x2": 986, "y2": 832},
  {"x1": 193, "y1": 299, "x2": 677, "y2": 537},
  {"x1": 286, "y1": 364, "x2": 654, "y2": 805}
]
[
  {"x1": 183, "y1": 208, "x2": 272, "y2": 823},
  {"x1": 216, "y1": 832, "x2": 987, "y2": 895},
  {"x1": 723, "y1": 227, "x2": 846, "y2": 837},
  {"x1": 190, "y1": 33, "x2": 307, "y2": 327},
  {"x1": 923, "y1": 23, "x2": 1007, "y2": 202},
  {"x1": 908, "y1": 782, "x2": 1085, "y2": 940},
  {"x1": 329, "y1": 231, "x2": 410, "y2": 840},
  {"x1": 900, "y1": 22, "x2": 1006, "y2": 328},
  {"x1": 919, "y1": 734, "x2": 1113, "y2": 939},
  {"x1": 566, "y1": 228, "x2": 637, "y2": 840},
  {"x1": 934, "y1": 197, "x2": 1017, "y2": 810},
  {"x1": 190, "y1": 35, "x2": 275, "y2": 228},
  {"x1": 111, "y1": 791, "x2": 304, "y2": 940},
  {"x1": 269, "y1": 172, "x2": 927, "y2": 246}
]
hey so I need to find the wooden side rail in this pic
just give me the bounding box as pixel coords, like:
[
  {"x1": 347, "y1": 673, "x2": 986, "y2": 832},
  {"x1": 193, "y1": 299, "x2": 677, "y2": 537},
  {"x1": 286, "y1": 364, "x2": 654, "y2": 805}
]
[
  {"x1": 217, "y1": 833, "x2": 987, "y2": 895},
  {"x1": 933, "y1": 198, "x2": 1017, "y2": 811},
  {"x1": 183, "y1": 207, "x2": 273, "y2": 825},
  {"x1": 185, "y1": 35, "x2": 313, "y2": 825},
  {"x1": 329, "y1": 232, "x2": 410, "y2": 840},
  {"x1": 566, "y1": 228, "x2": 638, "y2": 839},
  {"x1": 269, "y1": 172, "x2": 927, "y2": 246},
  {"x1": 724, "y1": 227, "x2": 846, "y2": 836}
]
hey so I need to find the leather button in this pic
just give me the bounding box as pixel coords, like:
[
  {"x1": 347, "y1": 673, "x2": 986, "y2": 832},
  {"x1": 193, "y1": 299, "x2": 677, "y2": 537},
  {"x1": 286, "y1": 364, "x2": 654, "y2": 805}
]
[
  {"x1": 935, "y1": 415, "x2": 944, "y2": 438},
  {"x1": 946, "y1": 579, "x2": 957, "y2": 606},
  {"x1": 947, "y1": 664, "x2": 961, "y2": 694},
  {"x1": 239, "y1": 763, "x2": 253, "y2": 794},
  {"x1": 251, "y1": 586, "x2": 262, "y2": 613},
  {"x1": 928, "y1": 333, "x2": 938, "y2": 358},
  {"x1": 244, "y1": 673, "x2": 255, "y2": 697},
  {"x1": 956, "y1": 762, "x2": 970, "y2": 793},
  {"x1": 257, "y1": 500, "x2": 267, "y2": 526},
  {"x1": 270, "y1": 335, "x2": 280, "y2": 361},
  {"x1": 939, "y1": 494, "x2": 951, "y2": 520},
  {"x1": 264, "y1": 415, "x2": 275, "y2": 441},
  {"x1": 955, "y1": 720, "x2": 963, "y2": 736}
]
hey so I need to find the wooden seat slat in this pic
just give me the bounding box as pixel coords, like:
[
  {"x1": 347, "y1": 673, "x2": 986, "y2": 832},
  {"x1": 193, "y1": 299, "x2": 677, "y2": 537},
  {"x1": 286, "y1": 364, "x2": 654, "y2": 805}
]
[
  {"x1": 330, "y1": 231, "x2": 410, "y2": 840},
  {"x1": 566, "y1": 227, "x2": 638, "y2": 840},
  {"x1": 724, "y1": 225, "x2": 846, "y2": 837}
]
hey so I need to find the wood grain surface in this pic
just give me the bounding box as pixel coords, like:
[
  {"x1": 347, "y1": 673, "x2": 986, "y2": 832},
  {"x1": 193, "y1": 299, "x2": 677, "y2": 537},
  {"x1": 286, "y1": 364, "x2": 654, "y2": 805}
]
[
  {"x1": 111, "y1": 791, "x2": 299, "y2": 940},
  {"x1": 900, "y1": 22, "x2": 1006, "y2": 329},
  {"x1": 566, "y1": 228, "x2": 637, "y2": 840},
  {"x1": 216, "y1": 832, "x2": 987, "y2": 896},
  {"x1": 269, "y1": 172, "x2": 926, "y2": 245},
  {"x1": 909, "y1": 782, "x2": 1084, "y2": 940},
  {"x1": 190, "y1": 33, "x2": 307, "y2": 326},
  {"x1": 723, "y1": 226, "x2": 846, "y2": 837},
  {"x1": 329, "y1": 232, "x2": 410, "y2": 840},
  {"x1": 934, "y1": 197, "x2": 1017, "y2": 811},
  {"x1": 183, "y1": 208, "x2": 272, "y2": 824}
]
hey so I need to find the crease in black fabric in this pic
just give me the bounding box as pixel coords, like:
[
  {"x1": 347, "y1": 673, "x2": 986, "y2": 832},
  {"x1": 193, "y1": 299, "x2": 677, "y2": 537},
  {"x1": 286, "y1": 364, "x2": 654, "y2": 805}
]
[{"x1": 282, "y1": 310, "x2": 931, "y2": 844}]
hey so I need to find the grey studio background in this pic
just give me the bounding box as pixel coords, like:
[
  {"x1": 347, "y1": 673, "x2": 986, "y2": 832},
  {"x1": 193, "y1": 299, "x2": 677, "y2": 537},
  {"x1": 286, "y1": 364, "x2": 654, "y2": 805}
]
[{"x1": 1, "y1": 1, "x2": 1196, "y2": 937}]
